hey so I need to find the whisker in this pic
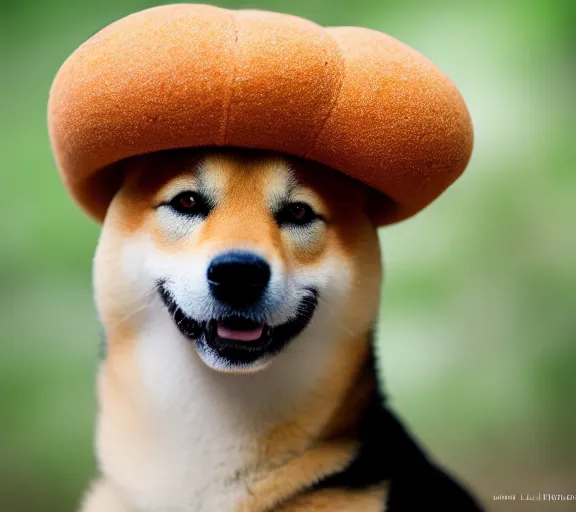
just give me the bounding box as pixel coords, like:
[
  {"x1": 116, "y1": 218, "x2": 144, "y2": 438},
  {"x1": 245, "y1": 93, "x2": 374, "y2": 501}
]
[
  {"x1": 107, "y1": 285, "x2": 158, "y2": 331},
  {"x1": 314, "y1": 293, "x2": 358, "y2": 338}
]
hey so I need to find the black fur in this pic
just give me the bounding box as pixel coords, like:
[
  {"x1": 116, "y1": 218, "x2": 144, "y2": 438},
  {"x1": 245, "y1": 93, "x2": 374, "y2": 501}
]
[{"x1": 312, "y1": 353, "x2": 485, "y2": 511}]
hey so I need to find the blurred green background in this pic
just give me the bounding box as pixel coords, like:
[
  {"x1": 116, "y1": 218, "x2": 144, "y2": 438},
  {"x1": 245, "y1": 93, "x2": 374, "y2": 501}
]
[{"x1": 1, "y1": 0, "x2": 574, "y2": 510}]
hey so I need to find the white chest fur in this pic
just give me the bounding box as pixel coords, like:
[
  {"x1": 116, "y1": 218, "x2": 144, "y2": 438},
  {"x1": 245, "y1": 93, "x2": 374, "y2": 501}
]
[{"x1": 96, "y1": 303, "x2": 337, "y2": 512}]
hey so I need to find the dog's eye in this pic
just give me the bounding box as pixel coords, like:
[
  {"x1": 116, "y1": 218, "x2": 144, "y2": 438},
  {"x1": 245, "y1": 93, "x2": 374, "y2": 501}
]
[
  {"x1": 277, "y1": 202, "x2": 319, "y2": 226},
  {"x1": 168, "y1": 192, "x2": 208, "y2": 216}
]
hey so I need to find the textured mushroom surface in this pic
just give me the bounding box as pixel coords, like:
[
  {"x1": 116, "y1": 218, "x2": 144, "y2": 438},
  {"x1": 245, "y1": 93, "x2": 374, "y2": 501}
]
[{"x1": 48, "y1": 4, "x2": 473, "y2": 224}]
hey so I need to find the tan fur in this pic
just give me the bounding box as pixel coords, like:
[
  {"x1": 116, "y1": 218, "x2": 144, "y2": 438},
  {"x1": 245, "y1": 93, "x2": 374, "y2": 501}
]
[
  {"x1": 260, "y1": 336, "x2": 372, "y2": 462},
  {"x1": 276, "y1": 486, "x2": 388, "y2": 511},
  {"x1": 82, "y1": 148, "x2": 384, "y2": 511},
  {"x1": 239, "y1": 440, "x2": 358, "y2": 512}
]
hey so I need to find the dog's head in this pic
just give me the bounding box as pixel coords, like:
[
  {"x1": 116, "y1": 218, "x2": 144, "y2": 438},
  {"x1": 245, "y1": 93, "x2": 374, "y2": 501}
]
[{"x1": 94, "y1": 149, "x2": 382, "y2": 373}]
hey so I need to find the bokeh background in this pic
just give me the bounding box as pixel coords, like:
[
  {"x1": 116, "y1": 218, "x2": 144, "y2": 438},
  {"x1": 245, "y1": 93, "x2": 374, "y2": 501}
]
[{"x1": 1, "y1": 0, "x2": 574, "y2": 510}]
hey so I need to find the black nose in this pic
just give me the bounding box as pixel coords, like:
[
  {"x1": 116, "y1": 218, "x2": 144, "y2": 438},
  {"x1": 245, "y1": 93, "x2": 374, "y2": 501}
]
[{"x1": 207, "y1": 251, "x2": 271, "y2": 307}]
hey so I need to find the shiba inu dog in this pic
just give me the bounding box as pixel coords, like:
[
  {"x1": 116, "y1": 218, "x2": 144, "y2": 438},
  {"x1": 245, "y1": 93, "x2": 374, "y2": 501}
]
[{"x1": 81, "y1": 148, "x2": 483, "y2": 511}]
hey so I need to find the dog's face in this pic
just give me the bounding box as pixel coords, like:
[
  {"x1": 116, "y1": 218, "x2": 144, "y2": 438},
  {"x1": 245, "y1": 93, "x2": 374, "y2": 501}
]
[{"x1": 94, "y1": 149, "x2": 381, "y2": 373}]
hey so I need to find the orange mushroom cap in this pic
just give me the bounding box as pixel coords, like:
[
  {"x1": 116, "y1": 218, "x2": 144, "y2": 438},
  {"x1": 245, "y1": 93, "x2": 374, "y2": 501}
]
[{"x1": 48, "y1": 4, "x2": 473, "y2": 225}]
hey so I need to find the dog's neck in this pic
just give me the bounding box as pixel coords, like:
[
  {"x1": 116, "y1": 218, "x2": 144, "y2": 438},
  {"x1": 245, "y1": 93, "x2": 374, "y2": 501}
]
[{"x1": 97, "y1": 300, "x2": 377, "y2": 510}]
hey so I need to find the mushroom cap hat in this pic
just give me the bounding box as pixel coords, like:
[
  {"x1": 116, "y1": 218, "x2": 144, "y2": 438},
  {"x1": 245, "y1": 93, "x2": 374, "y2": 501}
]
[{"x1": 48, "y1": 4, "x2": 473, "y2": 224}]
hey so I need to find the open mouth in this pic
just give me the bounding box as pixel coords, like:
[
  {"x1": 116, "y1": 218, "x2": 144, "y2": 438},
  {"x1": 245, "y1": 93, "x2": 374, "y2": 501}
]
[{"x1": 157, "y1": 283, "x2": 318, "y2": 368}]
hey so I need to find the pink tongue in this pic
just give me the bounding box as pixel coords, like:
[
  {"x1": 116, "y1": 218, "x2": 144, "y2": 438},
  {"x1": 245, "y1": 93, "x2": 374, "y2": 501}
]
[{"x1": 217, "y1": 324, "x2": 264, "y2": 342}]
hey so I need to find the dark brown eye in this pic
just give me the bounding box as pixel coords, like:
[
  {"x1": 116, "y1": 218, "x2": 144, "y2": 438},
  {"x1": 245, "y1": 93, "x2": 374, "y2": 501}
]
[
  {"x1": 178, "y1": 194, "x2": 196, "y2": 210},
  {"x1": 276, "y1": 202, "x2": 319, "y2": 226},
  {"x1": 289, "y1": 203, "x2": 307, "y2": 220},
  {"x1": 168, "y1": 191, "x2": 209, "y2": 216}
]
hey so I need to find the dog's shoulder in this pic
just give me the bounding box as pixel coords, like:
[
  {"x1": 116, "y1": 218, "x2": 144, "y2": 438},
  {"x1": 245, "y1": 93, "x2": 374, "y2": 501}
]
[{"x1": 311, "y1": 354, "x2": 485, "y2": 511}]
